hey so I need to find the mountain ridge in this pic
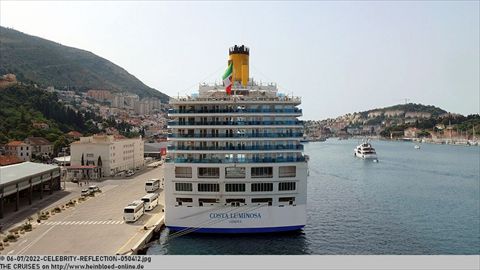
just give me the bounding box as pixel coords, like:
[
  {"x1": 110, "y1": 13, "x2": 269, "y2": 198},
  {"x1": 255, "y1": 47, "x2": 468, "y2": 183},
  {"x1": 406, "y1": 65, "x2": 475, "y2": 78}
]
[
  {"x1": 357, "y1": 103, "x2": 448, "y2": 117},
  {"x1": 0, "y1": 26, "x2": 169, "y2": 102}
]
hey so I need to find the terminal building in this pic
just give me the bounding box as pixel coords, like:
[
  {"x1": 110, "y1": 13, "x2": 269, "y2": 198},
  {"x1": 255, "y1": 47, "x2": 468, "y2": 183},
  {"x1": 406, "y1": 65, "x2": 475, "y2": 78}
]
[
  {"x1": 69, "y1": 135, "x2": 144, "y2": 179},
  {"x1": 0, "y1": 162, "x2": 61, "y2": 218}
]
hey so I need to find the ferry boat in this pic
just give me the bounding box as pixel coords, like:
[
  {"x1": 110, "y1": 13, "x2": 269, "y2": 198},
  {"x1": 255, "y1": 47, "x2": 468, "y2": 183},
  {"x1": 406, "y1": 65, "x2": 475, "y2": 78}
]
[
  {"x1": 164, "y1": 45, "x2": 308, "y2": 233},
  {"x1": 354, "y1": 141, "x2": 378, "y2": 160}
]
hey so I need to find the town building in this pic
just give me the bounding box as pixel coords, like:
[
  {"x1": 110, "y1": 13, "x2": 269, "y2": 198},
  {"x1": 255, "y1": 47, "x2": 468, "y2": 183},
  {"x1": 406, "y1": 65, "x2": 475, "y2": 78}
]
[
  {"x1": 66, "y1": 131, "x2": 83, "y2": 140},
  {"x1": 25, "y1": 137, "x2": 54, "y2": 158},
  {"x1": 405, "y1": 112, "x2": 432, "y2": 119},
  {"x1": 5, "y1": 141, "x2": 31, "y2": 161},
  {"x1": 384, "y1": 110, "x2": 404, "y2": 118},
  {"x1": 0, "y1": 73, "x2": 17, "y2": 89},
  {"x1": 69, "y1": 135, "x2": 144, "y2": 179},
  {"x1": 32, "y1": 121, "x2": 50, "y2": 130},
  {"x1": 404, "y1": 127, "x2": 421, "y2": 138},
  {"x1": 368, "y1": 111, "x2": 383, "y2": 118},
  {"x1": 86, "y1": 90, "x2": 112, "y2": 101},
  {"x1": 144, "y1": 142, "x2": 168, "y2": 159}
]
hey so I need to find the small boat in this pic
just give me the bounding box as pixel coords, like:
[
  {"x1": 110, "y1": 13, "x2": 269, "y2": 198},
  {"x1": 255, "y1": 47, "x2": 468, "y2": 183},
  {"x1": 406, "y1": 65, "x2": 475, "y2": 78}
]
[
  {"x1": 414, "y1": 144, "x2": 420, "y2": 149},
  {"x1": 354, "y1": 142, "x2": 378, "y2": 160}
]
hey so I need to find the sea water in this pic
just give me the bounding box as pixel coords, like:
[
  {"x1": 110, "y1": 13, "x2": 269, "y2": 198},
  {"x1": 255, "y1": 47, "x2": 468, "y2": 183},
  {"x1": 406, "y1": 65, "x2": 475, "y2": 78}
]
[{"x1": 147, "y1": 139, "x2": 480, "y2": 254}]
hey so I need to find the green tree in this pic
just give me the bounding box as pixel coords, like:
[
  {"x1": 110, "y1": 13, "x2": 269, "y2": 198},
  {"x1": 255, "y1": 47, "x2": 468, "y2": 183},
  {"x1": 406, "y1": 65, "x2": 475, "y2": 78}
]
[{"x1": 53, "y1": 136, "x2": 69, "y2": 155}]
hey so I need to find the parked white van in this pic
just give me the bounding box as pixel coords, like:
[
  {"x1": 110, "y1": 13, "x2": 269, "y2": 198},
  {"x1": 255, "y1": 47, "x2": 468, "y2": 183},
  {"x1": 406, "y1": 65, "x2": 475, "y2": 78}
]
[
  {"x1": 145, "y1": 179, "x2": 160, "y2": 193},
  {"x1": 141, "y1": 193, "x2": 159, "y2": 211},
  {"x1": 123, "y1": 200, "x2": 144, "y2": 222}
]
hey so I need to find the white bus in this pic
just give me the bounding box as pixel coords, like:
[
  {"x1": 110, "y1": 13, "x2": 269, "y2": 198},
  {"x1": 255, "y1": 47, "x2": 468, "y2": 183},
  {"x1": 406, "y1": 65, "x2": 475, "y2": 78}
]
[
  {"x1": 141, "y1": 193, "x2": 159, "y2": 211},
  {"x1": 145, "y1": 179, "x2": 160, "y2": 193},
  {"x1": 123, "y1": 200, "x2": 144, "y2": 222}
]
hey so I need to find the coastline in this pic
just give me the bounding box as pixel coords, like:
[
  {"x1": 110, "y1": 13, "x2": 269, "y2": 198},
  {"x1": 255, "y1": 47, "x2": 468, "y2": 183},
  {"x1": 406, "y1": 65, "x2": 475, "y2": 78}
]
[{"x1": 304, "y1": 136, "x2": 480, "y2": 146}]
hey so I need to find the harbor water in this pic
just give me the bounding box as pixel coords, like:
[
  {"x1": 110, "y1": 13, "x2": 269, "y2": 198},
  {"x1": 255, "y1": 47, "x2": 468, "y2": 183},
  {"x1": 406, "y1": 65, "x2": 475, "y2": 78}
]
[{"x1": 147, "y1": 139, "x2": 480, "y2": 255}]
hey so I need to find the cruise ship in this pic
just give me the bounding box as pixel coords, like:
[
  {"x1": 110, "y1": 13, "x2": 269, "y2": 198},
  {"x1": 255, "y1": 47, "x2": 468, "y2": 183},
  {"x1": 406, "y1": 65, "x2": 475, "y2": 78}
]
[{"x1": 164, "y1": 45, "x2": 308, "y2": 233}]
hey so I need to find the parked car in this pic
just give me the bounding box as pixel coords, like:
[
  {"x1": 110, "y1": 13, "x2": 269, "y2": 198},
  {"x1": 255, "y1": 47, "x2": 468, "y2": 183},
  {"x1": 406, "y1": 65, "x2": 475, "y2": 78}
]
[
  {"x1": 81, "y1": 189, "x2": 91, "y2": 196},
  {"x1": 88, "y1": 185, "x2": 100, "y2": 193},
  {"x1": 125, "y1": 170, "x2": 135, "y2": 177}
]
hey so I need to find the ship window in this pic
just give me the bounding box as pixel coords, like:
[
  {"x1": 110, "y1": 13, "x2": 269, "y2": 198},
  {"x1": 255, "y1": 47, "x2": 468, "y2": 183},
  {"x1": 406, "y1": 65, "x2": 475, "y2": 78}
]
[
  {"x1": 198, "y1": 167, "x2": 220, "y2": 178},
  {"x1": 198, "y1": 183, "x2": 220, "y2": 192},
  {"x1": 225, "y1": 167, "x2": 245, "y2": 178},
  {"x1": 225, "y1": 198, "x2": 245, "y2": 203},
  {"x1": 279, "y1": 197, "x2": 295, "y2": 205},
  {"x1": 175, "y1": 167, "x2": 192, "y2": 178},
  {"x1": 176, "y1": 198, "x2": 193, "y2": 203},
  {"x1": 279, "y1": 182, "x2": 296, "y2": 191},
  {"x1": 176, "y1": 197, "x2": 193, "y2": 206},
  {"x1": 199, "y1": 198, "x2": 218, "y2": 203},
  {"x1": 251, "y1": 167, "x2": 273, "y2": 178},
  {"x1": 199, "y1": 198, "x2": 219, "y2": 206},
  {"x1": 175, "y1": 182, "x2": 193, "y2": 192},
  {"x1": 225, "y1": 183, "x2": 246, "y2": 192},
  {"x1": 251, "y1": 198, "x2": 272, "y2": 205},
  {"x1": 251, "y1": 183, "x2": 273, "y2": 192},
  {"x1": 279, "y1": 166, "x2": 296, "y2": 177}
]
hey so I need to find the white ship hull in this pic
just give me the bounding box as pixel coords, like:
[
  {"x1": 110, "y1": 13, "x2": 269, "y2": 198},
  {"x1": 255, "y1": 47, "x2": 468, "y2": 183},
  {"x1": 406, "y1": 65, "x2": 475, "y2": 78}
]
[
  {"x1": 165, "y1": 204, "x2": 306, "y2": 233},
  {"x1": 354, "y1": 152, "x2": 378, "y2": 159}
]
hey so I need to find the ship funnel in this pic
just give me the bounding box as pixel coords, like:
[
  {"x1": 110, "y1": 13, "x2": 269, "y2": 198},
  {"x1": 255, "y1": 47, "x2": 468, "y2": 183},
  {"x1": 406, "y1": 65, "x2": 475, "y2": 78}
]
[{"x1": 228, "y1": 45, "x2": 249, "y2": 87}]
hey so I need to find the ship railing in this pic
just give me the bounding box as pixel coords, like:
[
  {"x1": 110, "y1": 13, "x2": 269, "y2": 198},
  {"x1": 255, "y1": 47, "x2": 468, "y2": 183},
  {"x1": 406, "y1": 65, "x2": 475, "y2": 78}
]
[
  {"x1": 167, "y1": 145, "x2": 304, "y2": 151},
  {"x1": 165, "y1": 156, "x2": 306, "y2": 164},
  {"x1": 167, "y1": 120, "x2": 304, "y2": 126},
  {"x1": 168, "y1": 108, "x2": 302, "y2": 114},
  {"x1": 169, "y1": 96, "x2": 301, "y2": 103},
  {"x1": 167, "y1": 133, "x2": 304, "y2": 138}
]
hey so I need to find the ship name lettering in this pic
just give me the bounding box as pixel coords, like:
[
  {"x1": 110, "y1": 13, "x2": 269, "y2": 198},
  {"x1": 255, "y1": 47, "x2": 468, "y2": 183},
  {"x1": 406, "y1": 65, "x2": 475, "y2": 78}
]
[{"x1": 209, "y1": 212, "x2": 262, "y2": 219}]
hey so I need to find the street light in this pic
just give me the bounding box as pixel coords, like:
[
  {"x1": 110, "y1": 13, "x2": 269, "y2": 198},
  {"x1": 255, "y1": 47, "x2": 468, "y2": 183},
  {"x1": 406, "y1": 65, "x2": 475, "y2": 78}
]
[{"x1": 60, "y1": 147, "x2": 68, "y2": 190}]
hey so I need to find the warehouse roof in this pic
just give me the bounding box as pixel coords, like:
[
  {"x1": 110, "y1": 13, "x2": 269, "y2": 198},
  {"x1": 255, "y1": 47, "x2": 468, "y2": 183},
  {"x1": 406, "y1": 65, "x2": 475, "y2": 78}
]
[{"x1": 0, "y1": 162, "x2": 59, "y2": 185}]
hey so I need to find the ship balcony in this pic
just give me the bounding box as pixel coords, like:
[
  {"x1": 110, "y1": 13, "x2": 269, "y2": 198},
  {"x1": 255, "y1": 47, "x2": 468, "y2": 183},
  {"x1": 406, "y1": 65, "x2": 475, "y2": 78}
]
[
  {"x1": 167, "y1": 132, "x2": 304, "y2": 139},
  {"x1": 165, "y1": 156, "x2": 306, "y2": 164},
  {"x1": 167, "y1": 120, "x2": 304, "y2": 128},
  {"x1": 169, "y1": 96, "x2": 301, "y2": 105},
  {"x1": 168, "y1": 144, "x2": 304, "y2": 152},
  {"x1": 168, "y1": 108, "x2": 302, "y2": 116}
]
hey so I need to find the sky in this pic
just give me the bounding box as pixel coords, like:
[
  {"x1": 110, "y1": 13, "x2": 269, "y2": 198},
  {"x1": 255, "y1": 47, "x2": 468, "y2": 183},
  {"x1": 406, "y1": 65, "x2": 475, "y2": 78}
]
[{"x1": 0, "y1": 1, "x2": 478, "y2": 119}]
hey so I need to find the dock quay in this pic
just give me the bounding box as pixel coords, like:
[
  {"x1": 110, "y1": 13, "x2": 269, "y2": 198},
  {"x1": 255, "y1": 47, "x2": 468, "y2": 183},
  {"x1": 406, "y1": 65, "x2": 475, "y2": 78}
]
[{"x1": 0, "y1": 166, "x2": 165, "y2": 255}]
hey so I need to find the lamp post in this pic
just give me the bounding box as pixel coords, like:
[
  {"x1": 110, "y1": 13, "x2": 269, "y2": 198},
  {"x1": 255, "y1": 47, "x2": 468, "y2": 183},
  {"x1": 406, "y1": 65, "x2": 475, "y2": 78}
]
[{"x1": 60, "y1": 147, "x2": 68, "y2": 190}]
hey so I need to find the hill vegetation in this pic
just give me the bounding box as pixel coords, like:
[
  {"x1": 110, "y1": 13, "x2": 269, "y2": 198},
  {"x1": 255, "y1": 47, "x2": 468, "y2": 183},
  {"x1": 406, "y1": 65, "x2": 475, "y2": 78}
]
[
  {"x1": 0, "y1": 84, "x2": 141, "y2": 153},
  {"x1": 305, "y1": 102, "x2": 479, "y2": 139},
  {"x1": 0, "y1": 26, "x2": 169, "y2": 102},
  {"x1": 0, "y1": 84, "x2": 98, "y2": 150},
  {"x1": 360, "y1": 103, "x2": 447, "y2": 117}
]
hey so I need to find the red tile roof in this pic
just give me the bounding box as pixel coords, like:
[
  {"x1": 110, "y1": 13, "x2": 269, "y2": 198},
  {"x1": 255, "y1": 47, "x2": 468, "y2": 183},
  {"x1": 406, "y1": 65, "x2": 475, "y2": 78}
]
[
  {"x1": 5, "y1": 141, "x2": 27, "y2": 146},
  {"x1": 26, "y1": 137, "x2": 51, "y2": 145},
  {"x1": 67, "y1": 131, "x2": 83, "y2": 137},
  {"x1": 0, "y1": 155, "x2": 23, "y2": 166}
]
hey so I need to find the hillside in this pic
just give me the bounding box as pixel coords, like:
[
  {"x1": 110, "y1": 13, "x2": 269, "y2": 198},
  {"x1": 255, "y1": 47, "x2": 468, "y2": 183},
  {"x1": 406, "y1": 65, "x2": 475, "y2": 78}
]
[
  {"x1": 0, "y1": 84, "x2": 143, "y2": 149},
  {"x1": 0, "y1": 84, "x2": 99, "y2": 148},
  {"x1": 0, "y1": 26, "x2": 169, "y2": 102},
  {"x1": 304, "y1": 102, "x2": 479, "y2": 139},
  {"x1": 360, "y1": 103, "x2": 447, "y2": 117}
]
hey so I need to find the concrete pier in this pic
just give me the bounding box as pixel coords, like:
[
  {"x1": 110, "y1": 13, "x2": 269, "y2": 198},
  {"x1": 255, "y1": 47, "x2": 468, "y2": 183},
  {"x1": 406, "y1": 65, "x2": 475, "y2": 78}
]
[{"x1": 1, "y1": 166, "x2": 165, "y2": 255}]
